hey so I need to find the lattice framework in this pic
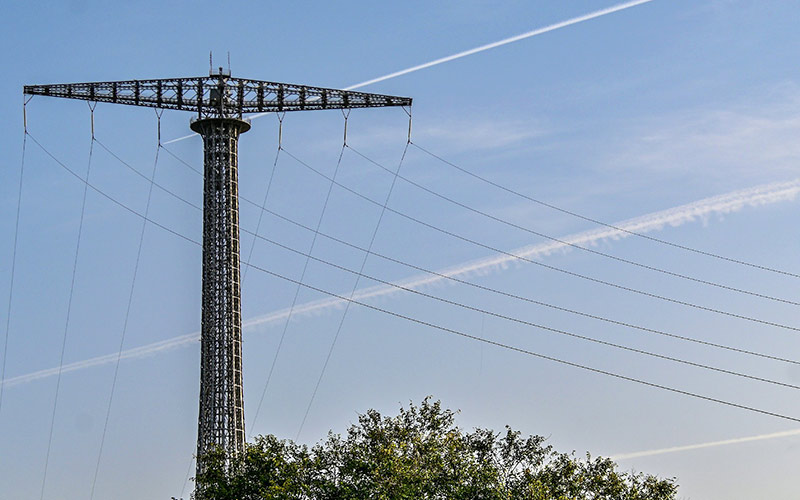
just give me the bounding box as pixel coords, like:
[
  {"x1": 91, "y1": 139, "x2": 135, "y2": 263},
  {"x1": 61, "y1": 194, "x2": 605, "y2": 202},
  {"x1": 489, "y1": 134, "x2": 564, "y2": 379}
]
[{"x1": 24, "y1": 73, "x2": 411, "y2": 118}]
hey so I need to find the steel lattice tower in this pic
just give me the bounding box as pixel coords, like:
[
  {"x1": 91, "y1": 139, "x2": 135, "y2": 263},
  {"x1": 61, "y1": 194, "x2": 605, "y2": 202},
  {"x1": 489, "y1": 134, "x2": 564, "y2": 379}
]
[
  {"x1": 192, "y1": 116, "x2": 250, "y2": 457},
  {"x1": 24, "y1": 68, "x2": 411, "y2": 492}
]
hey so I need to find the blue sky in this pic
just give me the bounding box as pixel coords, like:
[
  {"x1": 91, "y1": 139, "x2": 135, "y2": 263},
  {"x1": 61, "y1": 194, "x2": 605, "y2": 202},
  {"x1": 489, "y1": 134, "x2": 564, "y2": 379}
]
[{"x1": 2, "y1": 1, "x2": 800, "y2": 498}]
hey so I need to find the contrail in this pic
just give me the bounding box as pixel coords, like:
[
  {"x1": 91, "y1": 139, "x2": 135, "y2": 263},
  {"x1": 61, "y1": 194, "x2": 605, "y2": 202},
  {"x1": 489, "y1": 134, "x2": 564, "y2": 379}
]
[
  {"x1": 2, "y1": 177, "x2": 798, "y2": 389},
  {"x1": 163, "y1": 0, "x2": 657, "y2": 145},
  {"x1": 610, "y1": 428, "x2": 800, "y2": 460},
  {"x1": 342, "y1": 0, "x2": 656, "y2": 91}
]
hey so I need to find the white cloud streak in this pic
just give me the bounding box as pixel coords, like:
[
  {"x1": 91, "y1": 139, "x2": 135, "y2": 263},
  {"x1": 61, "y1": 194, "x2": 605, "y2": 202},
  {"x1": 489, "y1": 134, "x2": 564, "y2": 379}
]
[
  {"x1": 162, "y1": 0, "x2": 656, "y2": 145},
  {"x1": 3, "y1": 177, "x2": 798, "y2": 389},
  {"x1": 341, "y1": 0, "x2": 656, "y2": 91},
  {"x1": 610, "y1": 428, "x2": 800, "y2": 460}
]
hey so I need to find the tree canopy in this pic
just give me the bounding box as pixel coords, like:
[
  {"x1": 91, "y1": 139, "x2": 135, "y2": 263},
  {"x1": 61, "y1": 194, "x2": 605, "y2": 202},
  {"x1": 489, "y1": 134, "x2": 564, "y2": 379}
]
[{"x1": 194, "y1": 398, "x2": 677, "y2": 500}]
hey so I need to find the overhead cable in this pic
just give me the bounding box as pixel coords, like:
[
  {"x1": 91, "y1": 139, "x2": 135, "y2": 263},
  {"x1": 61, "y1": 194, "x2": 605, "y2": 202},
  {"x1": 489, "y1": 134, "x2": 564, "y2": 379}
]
[
  {"x1": 89, "y1": 111, "x2": 163, "y2": 500},
  {"x1": 295, "y1": 139, "x2": 411, "y2": 441},
  {"x1": 27, "y1": 133, "x2": 199, "y2": 246},
  {"x1": 249, "y1": 226, "x2": 800, "y2": 391},
  {"x1": 249, "y1": 135, "x2": 348, "y2": 435},
  {"x1": 40, "y1": 103, "x2": 96, "y2": 500},
  {"x1": 27, "y1": 132, "x2": 800, "y2": 429},
  {"x1": 349, "y1": 145, "x2": 798, "y2": 306},
  {"x1": 241, "y1": 114, "x2": 283, "y2": 283},
  {"x1": 53, "y1": 137, "x2": 800, "y2": 364},
  {"x1": 280, "y1": 148, "x2": 800, "y2": 333},
  {"x1": 240, "y1": 211, "x2": 800, "y2": 366},
  {"x1": 0, "y1": 116, "x2": 28, "y2": 417},
  {"x1": 243, "y1": 262, "x2": 800, "y2": 425},
  {"x1": 412, "y1": 142, "x2": 800, "y2": 280}
]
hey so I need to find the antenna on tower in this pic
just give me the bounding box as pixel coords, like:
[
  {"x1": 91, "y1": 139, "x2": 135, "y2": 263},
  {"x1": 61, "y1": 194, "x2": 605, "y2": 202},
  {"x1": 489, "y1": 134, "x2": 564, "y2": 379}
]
[
  {"x1": 209, "y1": 52, "x2": 213, "y2": 75},
  {"x1": 227, "y1": 52, "x2": 231, "y2": 74}
]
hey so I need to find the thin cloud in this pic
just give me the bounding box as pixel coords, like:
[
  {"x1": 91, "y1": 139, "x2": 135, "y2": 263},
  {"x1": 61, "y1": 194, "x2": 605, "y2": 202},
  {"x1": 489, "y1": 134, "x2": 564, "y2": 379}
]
[
  {"x1": 416, "y1": 119, "x2": 546, "y2": 151},
  {"x1": 610, "y1": 84, "x2": 800, "y2": 180}
]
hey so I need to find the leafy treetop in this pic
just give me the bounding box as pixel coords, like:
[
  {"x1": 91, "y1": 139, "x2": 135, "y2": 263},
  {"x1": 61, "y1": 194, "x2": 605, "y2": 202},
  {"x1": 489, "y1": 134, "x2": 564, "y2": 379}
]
[{"x1": 194, "y1": 398, "x2": 677, "y2": 500}]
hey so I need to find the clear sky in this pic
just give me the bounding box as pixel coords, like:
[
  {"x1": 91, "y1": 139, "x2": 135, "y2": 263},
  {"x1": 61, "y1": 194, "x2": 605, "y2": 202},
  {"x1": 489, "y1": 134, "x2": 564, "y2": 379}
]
[{"x1": 2, "y1": 1, "x2": 800, "y2": 499}]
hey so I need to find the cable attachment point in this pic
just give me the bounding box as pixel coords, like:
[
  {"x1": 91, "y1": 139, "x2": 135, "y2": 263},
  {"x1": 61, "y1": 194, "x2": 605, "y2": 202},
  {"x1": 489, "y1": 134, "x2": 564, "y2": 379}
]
[
  {"x1": 88, "y1": 101, "x2": 98, "y2": 139},
  {"x1": 155, "y1": 109, "x2": 165, "y2": 146},
  {"x1": 23, "y1": 95, "x2": 33, "y2": 134},
  {"x1": 402, "y1": 106, "x2": 412, "y2": 144},
  {"x1": 277, "y1": 112, "x2": 285, "y2": 150},
  {"x1": 342, "y1": 109, "x2": 351, "y2": 147}
]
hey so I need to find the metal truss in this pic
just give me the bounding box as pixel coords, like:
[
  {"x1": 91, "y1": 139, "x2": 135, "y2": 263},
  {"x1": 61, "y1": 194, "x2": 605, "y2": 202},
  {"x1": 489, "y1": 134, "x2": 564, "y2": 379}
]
[
  {"x1": 24, "y1": 69, "x2": 412, "y2": 119},
  {"x1": 192, "y1": 117, "x2": 249, "y2": 465}
]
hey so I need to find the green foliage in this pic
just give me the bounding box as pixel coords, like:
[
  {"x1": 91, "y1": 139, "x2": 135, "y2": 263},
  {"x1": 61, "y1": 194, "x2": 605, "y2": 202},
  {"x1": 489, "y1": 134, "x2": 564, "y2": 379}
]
[{"x1": 194, "y1": 398, "x2": 677, "y2": 500}]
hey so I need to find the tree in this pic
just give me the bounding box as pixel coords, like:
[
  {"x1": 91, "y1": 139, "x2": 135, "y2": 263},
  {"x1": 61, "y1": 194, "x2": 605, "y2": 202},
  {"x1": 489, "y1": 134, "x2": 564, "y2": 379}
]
[{"x1": 194, "y1": 398, "x2": 677, "y2": 499}]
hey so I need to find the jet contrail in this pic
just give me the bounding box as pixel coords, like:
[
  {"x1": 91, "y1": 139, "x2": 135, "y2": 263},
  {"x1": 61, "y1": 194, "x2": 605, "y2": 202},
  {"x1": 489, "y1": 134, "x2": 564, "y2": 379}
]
[
  {"x1": 342, "y1": 0, "x2": 656, "y2": 91},
  {"x1": 610, "y1": 428, "x2": 800, "y2": 460},
  {"x1": 163, "y1": 0, "x2": 657, "y2": 145},
  {"x1": 2, "y1": 177, "x2": 798, "y2": 389}
]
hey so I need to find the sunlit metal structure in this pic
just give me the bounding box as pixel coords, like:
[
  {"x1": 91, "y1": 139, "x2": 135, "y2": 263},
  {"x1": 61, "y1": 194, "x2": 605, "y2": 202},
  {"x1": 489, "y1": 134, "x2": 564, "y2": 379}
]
[{"x1": 24, "y1": 68, "x2": 411, "y2": 494}]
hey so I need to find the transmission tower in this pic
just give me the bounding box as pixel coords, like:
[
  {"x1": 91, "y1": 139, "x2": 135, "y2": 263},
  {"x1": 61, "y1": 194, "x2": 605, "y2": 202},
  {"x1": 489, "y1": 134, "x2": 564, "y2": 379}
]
[{"x1": 24, "y1": 68, "x2": 411, "y2": 492}]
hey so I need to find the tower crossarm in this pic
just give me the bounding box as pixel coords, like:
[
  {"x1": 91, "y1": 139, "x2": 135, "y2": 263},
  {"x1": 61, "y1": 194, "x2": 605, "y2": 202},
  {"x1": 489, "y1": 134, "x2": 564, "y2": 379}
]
[{"x1": 24, "y1": 73, "x2": 412, "y2": 119}]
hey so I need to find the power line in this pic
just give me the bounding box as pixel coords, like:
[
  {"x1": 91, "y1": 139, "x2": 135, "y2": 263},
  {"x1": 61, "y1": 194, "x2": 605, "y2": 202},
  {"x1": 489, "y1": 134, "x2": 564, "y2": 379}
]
[
  {"x1": 48, "y1": 136, "x2": 800, "y2": 369},
  {"x1": 161, "y1": 144, "x2": 202, "y2": 175},
  {"x1": 163, "y1": 138, "x2": 800, "y2": 335},
  {"x1": 71, "y1": 138, "x2": 800, "y2": 410},
  {"x1": 296, "y1": 139, "x2": 410, "y2": 441},
  {"x1": 165, "y1": 141, "x2": 798, "y2": 315},
  {"x1": 280, "y1": 147, "x2": 800, "y2": 334},
  {"x1": 95, "y1": 138, "x2": 201, "y2": 210},
  {"x1": 27, "y1": 132, "x2": 800, "y2": 435},
  {"x1": 242, "y1": 262, "x2": 800, "y2": 425},
  {"x1": 348, "y1": 145, "x2": 799, "y2": 307},
  {"x1": 39, "y1": 122, "x2": 95, "y2": 500},
  {"x1": 249, "y1": 139, "x2": 348, "y2": 435},
  {"x1": 0, "y1": 130, "x2": 27, "y2": 418},
  {"x1": 244, "y1": 225, "x2": 800, "y2": 392},
  {"x1": 411, "y1": 142, "x2": 800, "y2": 280},
  {"x1": 89, "y1": 125, "x2": 163, "y2": 499},
  {"x1": 241, "y1": 210, "x2": 800, "y2": 366},
  {"x1": 178, "y1": 454, "x2": 195, "y2": 500},
  {"x1": 241, "y1": 125, "x2": 282, "y2": 284},
  {"x1": 93, "y1": 140, "x2": 800, "y2": 365},
  {"x1": 27, "y1": 133, "x2": 200, "y2": 247}
]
